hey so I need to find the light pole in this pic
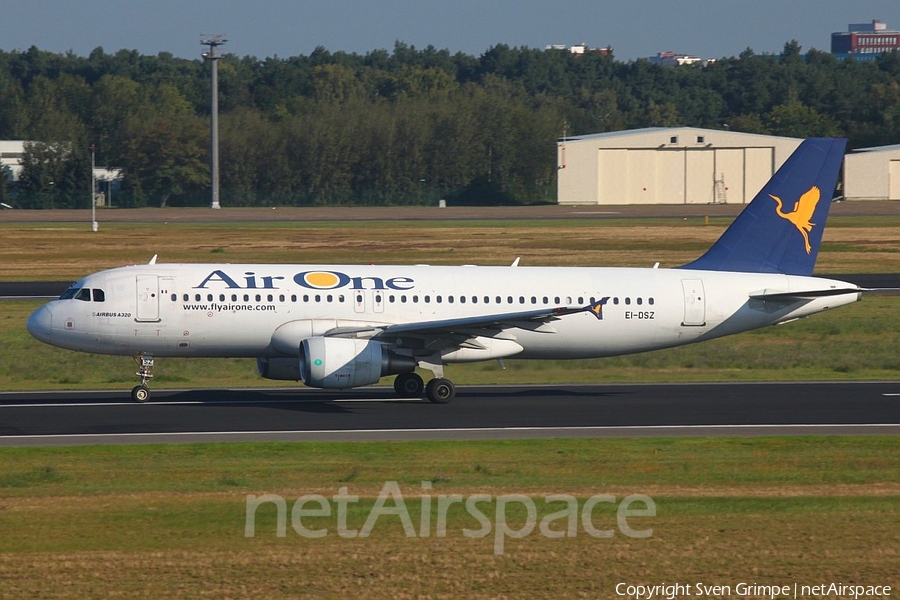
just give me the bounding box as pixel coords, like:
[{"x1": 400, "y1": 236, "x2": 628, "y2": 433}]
[
  {"x1": 90, "y1": 144, "x2": 98, "y2": 231},
  {"x1": 201, "y1": 34, "x2": 227, "y2": 209}
]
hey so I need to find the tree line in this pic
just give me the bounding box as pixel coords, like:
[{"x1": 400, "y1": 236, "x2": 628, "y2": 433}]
[{"x1": 2, "y1": 41, "x2": 900, "y2": 208}]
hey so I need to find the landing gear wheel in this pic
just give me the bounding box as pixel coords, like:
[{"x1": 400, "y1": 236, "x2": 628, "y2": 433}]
[
  {"x1": 425, "y1": 378, "x2": 455, "y2": 404},
  {"x1": 131, "y1": 385, "x2": 150, "y2": 403},
  {"x1": 131, "y1": 354, "x2": 154, "y2": 404},
  {"x1": 394, "y1": 372, "x2": 425, "y2": 398}
]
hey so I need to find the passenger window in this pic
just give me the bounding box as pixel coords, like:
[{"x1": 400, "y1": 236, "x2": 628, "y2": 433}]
[
  {"x1": 207, "y1": 294, "x2": 213, "y2": 302},
  {"x1": 232, "y1": 294, "x2": 238, "y2": 302},
  {"x1": 195, "y1": 294, "x2": 201, "y2": 302},
  {"x1": 220, "y1": 294, "x2": 226, "y2": 302},
  {"x1": 171, "y1": 294, "x2": 177, "y2": 302},
  {"x1": 649, "y1": 298, "x2": 655, "y2": 305},
  {"x1": 637, "y1": 297, "x2": 643, "y2": 305},
  {"x1": 625, "y1": 297, "x2": 631, "y2": 305}
]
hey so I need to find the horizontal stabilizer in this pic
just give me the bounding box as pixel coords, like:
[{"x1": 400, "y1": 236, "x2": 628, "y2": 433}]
[{"x1": 749, "y1": 288, "x2": 861, "y2": 302}]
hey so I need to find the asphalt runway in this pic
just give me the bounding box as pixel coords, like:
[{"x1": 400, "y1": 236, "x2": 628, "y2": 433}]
[{"x1": 1, "y1": 382, "x2": 898, "y2": 446}]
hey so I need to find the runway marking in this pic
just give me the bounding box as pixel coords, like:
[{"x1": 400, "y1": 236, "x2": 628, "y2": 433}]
[{"x1": 2, "y1": 423, "x2": 898, "y2": 442}]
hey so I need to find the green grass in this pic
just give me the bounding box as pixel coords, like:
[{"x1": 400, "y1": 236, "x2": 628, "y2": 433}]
[
  {"x1": 0, "y1": 438, "x2": 897, "y2": 597},
  {"x1": 1, "y1": 437, "x2": 897, "y2": 497}
]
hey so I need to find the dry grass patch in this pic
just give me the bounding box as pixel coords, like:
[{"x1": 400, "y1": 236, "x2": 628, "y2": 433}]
[{"x1": 1, "y1": 216, "x2": 898, "y2": 279}]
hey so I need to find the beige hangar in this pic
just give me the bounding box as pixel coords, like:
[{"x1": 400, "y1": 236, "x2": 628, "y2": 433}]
[
  {"x1": 843, "y1": 144, "x2": 900, "y2": 201},
  {"x1": 556, "y1": 127, "x2": 802, "y2": 205}
]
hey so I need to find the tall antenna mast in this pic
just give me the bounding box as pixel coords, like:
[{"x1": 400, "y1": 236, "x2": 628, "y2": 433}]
[{"x1": 201, "y1": 34, "x2": 227, "y2": 209}]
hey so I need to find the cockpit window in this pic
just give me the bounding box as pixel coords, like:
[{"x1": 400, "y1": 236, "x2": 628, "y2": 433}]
[
  {"x1": 92, "y1": 289, "x2": 105, "y2": 302},
  {"x1": 75, "y1": 288, "x2": 92, "y2": 301},
  {"x1": 59, "y1": 286, "x2": 79, "y2": 300}
]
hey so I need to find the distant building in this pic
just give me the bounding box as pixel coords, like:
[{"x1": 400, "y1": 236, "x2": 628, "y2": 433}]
[
  {"x1": 0, "y1": 140, "x2": 25, "y2": 181},
  {"x1": 648, "y1": 51, "x2": 713, "y2": 66},
  {"x1": 0, "y1": 140, "x2": 122, "y2": 205},
  {"x1": 557, "y1": 127, "x2": 803, "y2": 206},
  {"x1": 843, "y1": 144, "x2": 900, "y2": 201},
  {"x1": 545, "y1": 43, "x2": 611, "y2": 56},
  {"x1": 831, "y1": 20, "x2": 900, "y2": 60}
]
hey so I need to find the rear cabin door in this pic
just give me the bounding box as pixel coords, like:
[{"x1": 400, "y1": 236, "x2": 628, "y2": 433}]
[
  {"x1": 136, "y1": 275, "x2": 161, "y2": 322},
  {"x1": 681, "y1": 279, "x2": 706, "y2": 326}
]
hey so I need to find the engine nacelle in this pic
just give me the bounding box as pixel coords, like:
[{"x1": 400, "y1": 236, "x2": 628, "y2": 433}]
[
  {"x1": 300, "y1": 337, "x2": 417, "y2": 389},
  {"x1": 256, "y1": 356, "x2": 302, "y2": 381}
]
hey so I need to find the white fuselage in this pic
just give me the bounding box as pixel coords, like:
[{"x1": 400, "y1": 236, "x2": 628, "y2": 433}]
[{"x1": 28, "y1": 263, "x2": 860, "y2": 361}]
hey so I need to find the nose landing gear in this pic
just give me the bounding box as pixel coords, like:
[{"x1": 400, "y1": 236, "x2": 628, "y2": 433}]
[{"x1": 131, "y1": 355, "x2": 154, "y2": 403}]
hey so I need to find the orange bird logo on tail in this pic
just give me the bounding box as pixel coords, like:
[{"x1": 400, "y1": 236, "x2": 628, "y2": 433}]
[{"x1": 769, "y1": 185, "x2": 821, "y2": 254}]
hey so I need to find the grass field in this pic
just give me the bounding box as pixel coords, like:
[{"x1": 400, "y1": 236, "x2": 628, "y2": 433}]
[
  {"x1": 1, "y1": 212, "x2": 899, "y2": 598},
  {"x1": 2, "y1": 215, "x2": 900, "y2": 280},
  {"x1": 1, "y1": 438, "x2": 898, "y2": 598}
]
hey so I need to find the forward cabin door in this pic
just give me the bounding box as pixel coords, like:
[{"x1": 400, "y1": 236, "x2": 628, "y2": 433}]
[
  {"x1": 681, "y1": 279, "x2": 706, "y2": 326},
  {"x1": 136, "y1": 275, "x2": 161, "y2": 322}
]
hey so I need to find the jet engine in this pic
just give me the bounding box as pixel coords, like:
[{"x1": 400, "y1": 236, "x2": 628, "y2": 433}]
[
  {"x1": 259, "y1": 337, "x2": 416, "y2": 389},
  {"x1": 301, "y1": 337, "x2": 417, "y2": 389}
]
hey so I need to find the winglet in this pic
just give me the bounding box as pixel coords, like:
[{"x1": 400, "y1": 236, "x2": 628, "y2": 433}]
[{"x1": 679, "y1": 138, "x2": 847, "y2": 276}]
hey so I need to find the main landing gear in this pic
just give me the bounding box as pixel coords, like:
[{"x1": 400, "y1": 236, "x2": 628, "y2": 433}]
[
  {"x1": 131, "y1": 354, "x2": 154, "y2": 403},
  {"x1": 393, "y1": 372, "x2": 455, "y2": 404}
]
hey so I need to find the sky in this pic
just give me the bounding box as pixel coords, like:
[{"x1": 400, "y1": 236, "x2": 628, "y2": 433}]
[{"x1": 2, "y1": 0, "x2": 900, "y2": 62}]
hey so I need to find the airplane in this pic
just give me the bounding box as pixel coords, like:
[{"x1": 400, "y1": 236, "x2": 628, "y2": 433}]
[{"x1": 27, "y1": 138, "x2": 869, "y2": 403}]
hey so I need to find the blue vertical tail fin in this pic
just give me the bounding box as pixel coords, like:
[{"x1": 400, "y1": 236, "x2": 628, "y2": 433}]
[{"x1": 679, "y1": 138, "x2": 847, "y2": 276}]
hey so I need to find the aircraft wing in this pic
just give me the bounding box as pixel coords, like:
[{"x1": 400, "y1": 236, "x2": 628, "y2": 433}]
[{"x1": 324, "y1": 306, "x2": 588, "y2": 339}]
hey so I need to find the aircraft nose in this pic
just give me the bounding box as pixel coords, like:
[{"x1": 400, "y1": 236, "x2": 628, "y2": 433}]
[{"x1": 27, "y1": 304, "x2": 53, "y2": 343}]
